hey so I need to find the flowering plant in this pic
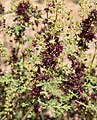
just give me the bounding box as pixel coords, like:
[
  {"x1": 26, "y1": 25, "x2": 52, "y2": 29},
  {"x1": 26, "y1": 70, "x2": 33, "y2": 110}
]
[{"x1": 0, "y1": 0, "x2": 97, "y2": 119}]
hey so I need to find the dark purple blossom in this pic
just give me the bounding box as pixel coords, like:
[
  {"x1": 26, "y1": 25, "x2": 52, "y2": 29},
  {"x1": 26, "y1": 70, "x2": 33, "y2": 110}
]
[
  {"x1": 48, "y1": 2, "x2": 55, "y2": 7},
  {"x1": 53, "y1": 42, "x2": 63, "y2": 57},
  {"x1": 41, "y1": 34, "x2": 63, "y2": 70},
  {"x1": 15, "y1": 2, "x2": 30, "y2": 23},
  {"x1": 63, "y1": 53, "x2": 87, "y2": 108},
  {"x1": 22, "y1": 13, "x2": 30, "y2": 22},
  {"x1": 42, "y1": 53, "x2": 56, "y2": 70},
  {"x1": 91, "y1": 93, "x2": 97, "y2": 101},
  {"x1": 36, "y1": 73, "x2": 50, "y2": 81},
  {"x1": 33, "y1": 103, "x2": 40, "y2": 114},
  {"x1": 30, "y1": 84, "x2": 41, "y2": 97},
  {"x1": 16, "y1": 2, "x2": 29, "y2": 15},
  {"x1": 78, "y1": 9, "x2": 97, "y2": 50},
  {"x1": 9, "y1": 48, "x2": 18, "y2": 63},
  {"x1": 32, "y1": 40, "x2": 37, "y2": 47}
]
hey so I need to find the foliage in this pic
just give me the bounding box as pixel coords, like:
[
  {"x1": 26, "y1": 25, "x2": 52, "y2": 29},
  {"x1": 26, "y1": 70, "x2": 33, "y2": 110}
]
[{"x1": 0, "y1": 0, "x2": 97, "y2": 119}]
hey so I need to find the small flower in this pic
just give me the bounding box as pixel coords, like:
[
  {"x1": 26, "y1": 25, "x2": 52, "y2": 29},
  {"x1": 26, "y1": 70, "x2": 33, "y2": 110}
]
[
  {"x1": 33, "y1": 103, "x2": 40, "y2": 114},
  {"x1": 53, "y1": 41, "x2": 63, "y2": 57},
  {"x1": 32, "y1": 40, "x2": 37, "y2": 47},
  {"x1": 36, "y1": 73, "x2": 50, "y2": 81},
  {"x1": 63, "y1": 54, "x2": 86, "y2": 99},
  {"x1": 9, "y1": 48, "x2": 18, "y2": 63},
  {"x1": 91, "y1": 93, "x2": 97, "y2": 101},
  {"x1": 48, "y1": 2, "x2": 55, "y2": 7},
  {"x1": 30, "y1": 84, "x2": 41, "y2": 97},
  {"x1": 16, "y1": 2, "x2": 29, "y2": 15},
  {"x1": 23, "y1": 13, "x2": 30, "y2": 22},
  {"x1": 15, "y1": 2, "x2": 30, "y2": 23},
  {"x1": 78, "y1": 9, "x2": 97, "y2": 50}
]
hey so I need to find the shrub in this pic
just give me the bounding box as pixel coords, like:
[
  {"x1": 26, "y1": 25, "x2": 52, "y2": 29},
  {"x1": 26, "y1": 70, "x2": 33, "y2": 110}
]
[{"x1": 0, "y1": 0, "x2": 97, "y2": 119}]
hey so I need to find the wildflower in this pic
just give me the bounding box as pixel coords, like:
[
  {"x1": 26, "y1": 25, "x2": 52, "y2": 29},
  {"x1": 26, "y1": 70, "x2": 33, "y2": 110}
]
[
  {"x1": 30, "y1": 84, "x2": 41, "y2": 97},
  {"x1": 15, "y1": 2, "x2": 30, "y2": 23},
  {"x1": 16, "y1": 2, "x2": 29, "y2": 15},
  {"x1": 91, "y1": 93, "x2": 97, "y2": 101},
  {"x1": 48, "y1": 2, "x2": 55, "y2": 7},
  {"x1": 78, "y1": 9, "x2": 97, "y2": 50}
]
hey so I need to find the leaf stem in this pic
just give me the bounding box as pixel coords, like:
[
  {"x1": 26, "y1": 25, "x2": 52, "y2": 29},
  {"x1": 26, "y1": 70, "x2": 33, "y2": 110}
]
[{"x1": 89, "y1": 42, "x2": 97, "y2": 73}]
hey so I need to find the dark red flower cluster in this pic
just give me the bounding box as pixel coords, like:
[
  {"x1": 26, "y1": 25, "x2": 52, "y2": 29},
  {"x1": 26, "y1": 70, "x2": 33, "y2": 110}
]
[
  {"x1": 64, "y1": 54, "x2": 86, "y2": 94},
  {"x1": 15, "y1": 2, "x2": 30, "y2": 22},
  {"x1": 78, "y1": 9, "x2": 97, "y2": 49},
  {"x1": 30, "y1": 71, "x2": 51, "y2": 98},
  {"x1": 91, "y1": 92, "x2": 97, "y2": 101},
  {"x1": 90, "y1": 9, "x2": 97, "y2": 23},
  {"x1": 62, "y1": 53, "x2": 87, "y2": 110},
  {"x1": 33, "y1": 103, "x2": 40, "y2": 114},
  {"x1": 68, "y1": 54, "x2": 86, "y2": 79},
  {"x1": 16, "y1": 2, "x2": 29, "y2": 15},
  {"x1": 0, "y1": 4, "x2": 4, "y2": 14},
  {"x1": 10, "y1": 48, "x2": 18, "y2": 63},
  {"x1": 36, "y1": 73, "x2": 50, "y2": 81},
  {"x1": 42, "y1": 35, "x2": 63, "y2": 70},
  {"x1": 30, "y1": 84, "x2": 42, "y2": 97}
]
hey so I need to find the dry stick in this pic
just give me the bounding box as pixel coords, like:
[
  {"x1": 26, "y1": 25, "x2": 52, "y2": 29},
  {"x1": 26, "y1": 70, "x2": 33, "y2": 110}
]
[{"x1": 1, "y1": 116, "x2": 6, "y2": 120}]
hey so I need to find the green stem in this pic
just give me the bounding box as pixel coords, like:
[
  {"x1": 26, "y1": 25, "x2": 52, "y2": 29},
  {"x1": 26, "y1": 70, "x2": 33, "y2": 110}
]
[
  {"x1": 89, "y1": 43, "x2": 96, "y2": 73},
  {"x1": 22, "y1": 97, "x2": 38, "y2": 120},
  {"x1": 22, "y1": 106, "x2": 33, "y2": 120}
]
